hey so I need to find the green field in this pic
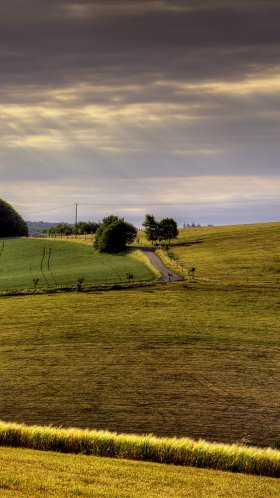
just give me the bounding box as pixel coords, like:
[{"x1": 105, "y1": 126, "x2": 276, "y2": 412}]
[
  {"x1": 0, "y1": 447, "x2": 279, "y2": 497},
  {"x1": 0, "y1": 238, "x2": 155, "y2": 290},
  {"x1": 0, "y1": 222, "x2": 279, "y2": 494}
]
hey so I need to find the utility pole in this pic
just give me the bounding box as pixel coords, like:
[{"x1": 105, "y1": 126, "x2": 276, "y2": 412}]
[{"x1": 75, "y1": 203, "x2": 78, "y2": 225}]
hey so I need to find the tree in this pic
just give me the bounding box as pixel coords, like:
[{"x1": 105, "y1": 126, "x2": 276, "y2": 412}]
[
  {"x1": 142, "y1": 214, "x2": 160, "y2": 244},
  {"x1": 94, "y1": 216, "x2": 137, "y2": 253},
  {"x1": 48, "y1": 223, "x2": 73, "y2": 236},
  {"x1": 74, "y1": 221, "x2": 99, "y2": 235},
  {"x1": 158, "y1": 218, "x2": 179, "y2": 248},
  {"x1": 142, "y1": 214, "x2": 178, "y2": 248},
  {"x1": 0, "y1": 199, "x2": 28, "y2": 237}
]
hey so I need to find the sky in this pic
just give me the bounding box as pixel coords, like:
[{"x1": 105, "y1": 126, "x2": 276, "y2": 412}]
[{"x1": 1, "y1": 0, "x2": 280, "y2": 226}]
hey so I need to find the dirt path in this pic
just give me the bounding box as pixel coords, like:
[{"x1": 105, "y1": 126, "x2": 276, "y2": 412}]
[{"x1": 136, "y1": 246, "x2": 184, "y2": 283}]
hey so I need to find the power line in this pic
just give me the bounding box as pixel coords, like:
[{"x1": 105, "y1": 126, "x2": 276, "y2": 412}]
[
  {"x1": 25, "y1": 203, "x2": 74, "y2": 215},
  {"x1": 76, "y1": 202, "x2": 197, "y2": 206},
  {"x1": 24, "y1": 201, "x2": 207, "y2": 218}
]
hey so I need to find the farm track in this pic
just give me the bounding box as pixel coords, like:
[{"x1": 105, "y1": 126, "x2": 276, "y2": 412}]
[{"x1": 136, "y1": 246, "x2": 184, "y2": 282}]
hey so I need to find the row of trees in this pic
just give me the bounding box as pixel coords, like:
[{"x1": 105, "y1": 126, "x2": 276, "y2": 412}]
[
  {"x1": 48, "y1": 221, "x2": 99, "y2": 237},
  {"x1": 94, "y1": 214, "x2": 178, "y2": 253},
  {"x1": 46, "y1": 214, "x2": 179, "y2": 253}
]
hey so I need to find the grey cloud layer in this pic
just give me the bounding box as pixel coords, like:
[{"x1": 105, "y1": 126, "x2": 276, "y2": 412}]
[
  {"x1": 1, "y1": 0, "x2": 280, "y2": 190},
  {"x1": 1, "y1": 0, "x2": 280, "y2": 86}
]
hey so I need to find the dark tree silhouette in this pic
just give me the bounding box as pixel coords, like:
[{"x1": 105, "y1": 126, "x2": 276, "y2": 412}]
[
  {"x1": 94, "y1": 216, "x2": 137, "y2": 253},
  {"x1": 0, "y1": 199, "x2": 28, "y2": 238}
]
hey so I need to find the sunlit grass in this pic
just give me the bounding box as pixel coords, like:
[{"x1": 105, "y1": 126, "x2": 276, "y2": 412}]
[
  {"x1": 170, "y1": 222, "x2": 280, "y2": 285},
  {"x1": 0, "y1": 421, "x2": 279, "y2": 478},
  {"x1": 1, "y1": 446, "x2": 279, "y2": 498}
]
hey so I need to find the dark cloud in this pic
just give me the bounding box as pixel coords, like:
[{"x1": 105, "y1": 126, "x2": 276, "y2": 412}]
[{"x1": 0, "y1": 0, "x2": 280, "y2": 88}]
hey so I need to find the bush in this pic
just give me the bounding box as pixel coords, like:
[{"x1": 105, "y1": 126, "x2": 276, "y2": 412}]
[{"x1": 94, "y1": 216, "x2": 137, "y2": 253}]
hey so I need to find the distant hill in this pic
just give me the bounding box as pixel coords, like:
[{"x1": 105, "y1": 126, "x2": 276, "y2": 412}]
[{"x1": 27, "y1": 221, "x2": 58, "y2": 237}]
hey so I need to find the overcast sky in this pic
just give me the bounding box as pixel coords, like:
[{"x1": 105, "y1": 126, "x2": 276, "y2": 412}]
[{"x1": 1, "y1": 0, "x2": 280, "y2": 225}]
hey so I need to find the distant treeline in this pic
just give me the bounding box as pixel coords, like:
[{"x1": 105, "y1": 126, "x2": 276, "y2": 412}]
[
  {"x1": 48, "y1": 221, "x2": 99, "y2": 236},
  {"x1": 27, "y1": 221, "x2": 99, "y2": 237}
]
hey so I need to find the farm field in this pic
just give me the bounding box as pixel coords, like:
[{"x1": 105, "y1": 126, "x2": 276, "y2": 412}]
[
  {"x1": 0, "y1": 447, "x2": 279, "y2": 498},
  {"x1": 0, "y1": 238, "x2": 155, "y2": 290},
  {"x1": 0, "y1": 282, "x2": 279, "y2": 447},
  {"x1": 0, "y1": 223, "x2": 280, "y2": 456}
]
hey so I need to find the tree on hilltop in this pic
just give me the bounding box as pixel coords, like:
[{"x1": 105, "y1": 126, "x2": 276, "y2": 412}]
[
  {"x1": 142, "y1": 214, "x2": 178, "y2": 248},
  {"x1": 158, "y1": 217, "x2": 179, "y2": 247},
  {"x1": 0, "y1": 199, "x2": 28, "y2": 238},
  {"x1": 142, "y1": 214, "x2": 159, "y2": 244}
]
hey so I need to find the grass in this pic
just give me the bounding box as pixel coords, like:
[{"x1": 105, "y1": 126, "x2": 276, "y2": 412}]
[
  {"x1": 0, "y1": 238, "x2": 156, "y2": 290},
  {"x1": 0, "y1": 222, "x2": 279, "y2": 494},
  {"x1": 169, "y1": 222, "x2": 280, "y2": 285},
  {"x1": 0, "y1": 284, "x2": 279, "y2": 448},
  {"x1": 0, "y1": 447, "x2": 279, "y2": 498},
  {"x1": 0, "y1": 421, "x2": 280, "y2": 477}
]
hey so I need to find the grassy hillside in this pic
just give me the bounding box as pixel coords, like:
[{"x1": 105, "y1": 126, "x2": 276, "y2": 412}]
[
  {"x1": 1, "y1": 446, "x2": 279, "y2": 497},
  {"x1": 0, "y1": 222, "x2": 279, "y2": 452},
  {"x1": 0, "y1": 284, "x2": 279, "y2": 447},
  {"x1": 0, "y1": 238, "x2": 155, "y2": 290},
  {"x1": 168, "y1": 222, "x2": 280, "y2": 285}
]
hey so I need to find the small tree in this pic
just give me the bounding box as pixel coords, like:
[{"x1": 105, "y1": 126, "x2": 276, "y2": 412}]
[
  {"x1": 158, "y1": 218, "x2": 178, "y2": 248},
  {"x1": 125, "y1": 272, "x2": 134, "y2": 282},
  {"x1": 142, "y1": 214, "x2": 160, "y2": 244},
  {"x1": 76, "y1": 276, "x2": 85, "y2": 292},
  {"x1": 33, "y1": 277, "x2": 39, "y2": 289}
]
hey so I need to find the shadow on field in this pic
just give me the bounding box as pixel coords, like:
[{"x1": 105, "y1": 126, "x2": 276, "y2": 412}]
[{"x1": 172, "y1": 241, "x2": 203, "y2": 247}]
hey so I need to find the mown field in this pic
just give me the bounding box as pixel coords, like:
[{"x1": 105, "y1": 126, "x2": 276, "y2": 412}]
[
  {"x1": 0, "y1": 238, "x2": 155, "y2": 290},
  {"x1": 0, "y1": 447, "x2": 279, "y2": 497},
  {"x1": 0, "y1": 282, "x2": 279, "y2": 447}
]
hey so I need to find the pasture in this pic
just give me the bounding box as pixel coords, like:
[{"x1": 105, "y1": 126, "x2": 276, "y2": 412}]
[
  {"x1": 0, "y1": 283, "x2": 279, "y2": 448},
  {"x1": 0, "y1": 221, "x2": 279, "y2": 495},
  {"x1": 0, "y1": 238, "x2": 155, "y2": 290},
  {"x1": 169, "y1": 222, "x2": 280, "y2": 285}
]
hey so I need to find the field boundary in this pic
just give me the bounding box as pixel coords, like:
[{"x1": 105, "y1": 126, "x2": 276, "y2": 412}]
[
  {"x1": 0, "y1": 279, "x2": 159, "y2": 298},
  {"x1": 0, "y1": 421, "x2": 279, "y2": 478}
]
